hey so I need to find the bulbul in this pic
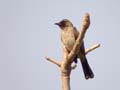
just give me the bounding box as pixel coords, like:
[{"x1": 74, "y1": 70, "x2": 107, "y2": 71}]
[{"x1": 55, "y1": 19, "x2": 94, "y2": 79}]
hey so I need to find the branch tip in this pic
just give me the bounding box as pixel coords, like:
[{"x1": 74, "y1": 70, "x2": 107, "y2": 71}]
[
  {"x1": 85, "y1": 43, "x2": 100, "y2": 54},
  {"x1": 45, "y1": 56, "x2": 61, "y2": 67}
]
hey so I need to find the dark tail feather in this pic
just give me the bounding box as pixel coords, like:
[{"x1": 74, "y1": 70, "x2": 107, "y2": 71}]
[{"x1": 80, "y1": 57, "x2": 94, "y2": 79}]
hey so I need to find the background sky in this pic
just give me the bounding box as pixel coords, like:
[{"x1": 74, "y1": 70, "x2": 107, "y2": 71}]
[{"x1": 0, "y1": 0, "x2": 120, "y2": 90}]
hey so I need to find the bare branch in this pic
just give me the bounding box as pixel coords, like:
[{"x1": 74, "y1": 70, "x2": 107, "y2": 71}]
[
  {"x1": 45, "y1": 57, "x2": 61, "y2": 67},
  {"x1": 46, "y1": 13, "x2": 100, "y2": 90},
  {"x1": 85, "y1": 43, "x2": 100, "y2": 54},
  {"x1": 68, "y1": 13, "x2": 90, "y2": 62}
]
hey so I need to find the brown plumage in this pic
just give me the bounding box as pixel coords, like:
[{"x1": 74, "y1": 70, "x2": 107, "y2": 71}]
[{"x1": 55, "y1": 19, "x2": 94, "y2": 79}]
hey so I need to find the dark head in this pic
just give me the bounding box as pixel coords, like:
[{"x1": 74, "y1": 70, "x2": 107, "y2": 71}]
[{"x1": 55, "y1": 19, "x2": 73, "y2": 29}]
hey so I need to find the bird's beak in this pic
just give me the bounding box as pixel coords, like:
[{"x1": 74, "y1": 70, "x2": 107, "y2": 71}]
[{"x1": 54, "y1": 23, "x2": 60, "y2": 26}]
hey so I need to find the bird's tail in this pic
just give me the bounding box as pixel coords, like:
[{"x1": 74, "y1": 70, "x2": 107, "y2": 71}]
[{"x1": 79, "y1": 55, "x2": 94, "y2": 79}]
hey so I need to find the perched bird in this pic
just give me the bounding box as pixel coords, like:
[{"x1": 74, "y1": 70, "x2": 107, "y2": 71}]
[{"x1": 55, "y1": 19, "x2": 94, "y2": 79}]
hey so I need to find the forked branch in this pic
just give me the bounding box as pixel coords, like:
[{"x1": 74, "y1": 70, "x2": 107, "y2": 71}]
[{"x1": 45, "y1": 13, "x2": 100, "y2": 90}]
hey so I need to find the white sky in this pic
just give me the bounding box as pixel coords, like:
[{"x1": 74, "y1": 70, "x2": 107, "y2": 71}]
[{"x1": 0, "y1": 0, "x2": 120, "y2": 90}]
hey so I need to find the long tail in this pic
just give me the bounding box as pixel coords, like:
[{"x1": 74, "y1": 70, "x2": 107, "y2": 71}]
[{"x1": 79, "y1": 56, "x2": 94, "y2": 79}]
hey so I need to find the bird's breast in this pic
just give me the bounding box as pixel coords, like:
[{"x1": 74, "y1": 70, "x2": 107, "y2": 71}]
[{"x1": 61, "y1": 30, "x2": 76, "y2": 51}]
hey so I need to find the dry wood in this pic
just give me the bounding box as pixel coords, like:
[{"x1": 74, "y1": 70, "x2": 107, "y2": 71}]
[{"x1": 45, "y1": 13, "x2": 100, "y2": 90}]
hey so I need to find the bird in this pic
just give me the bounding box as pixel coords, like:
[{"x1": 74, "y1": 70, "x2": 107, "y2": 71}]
[{"x1": 55, "y1": 19, "x2": 94, "y2": 79}]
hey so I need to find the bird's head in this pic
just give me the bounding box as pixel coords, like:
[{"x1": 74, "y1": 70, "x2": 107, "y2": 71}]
[{"x1": 55, "y1": 19, "x2": 73, "y2": 29}]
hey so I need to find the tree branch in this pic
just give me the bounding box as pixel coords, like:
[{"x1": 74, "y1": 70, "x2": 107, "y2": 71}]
[
  {"x1": 68, "y1": 13, "x2": 90, "y2": 63},
  {"x1": 85, "y1": 43, "x2": 100, "y2": 54},
  {"x1": 45, "y1": 57, "x2": 61, "y2": 67},
  {"x1": 45, "y1": 13, "x2": 100, "y2": 90},
  {"x1": 60, "y1": 13, "x2": 91, "y2": 90}
]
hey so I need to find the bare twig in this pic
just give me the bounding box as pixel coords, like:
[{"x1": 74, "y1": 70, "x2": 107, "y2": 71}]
[
  {"x1": 45, "y1": 57, "x2": 61, "y2": 67},
  {"x1": 85, "y1": 43, "x2": 100, "y2": 54}
]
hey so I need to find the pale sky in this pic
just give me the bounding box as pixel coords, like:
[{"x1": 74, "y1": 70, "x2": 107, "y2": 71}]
[{"x1": 0, "y1": 0, "x2": 120, "y2": 90}]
